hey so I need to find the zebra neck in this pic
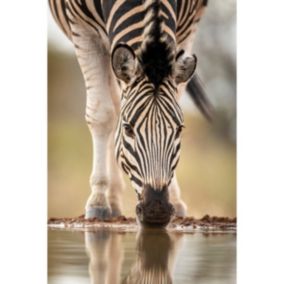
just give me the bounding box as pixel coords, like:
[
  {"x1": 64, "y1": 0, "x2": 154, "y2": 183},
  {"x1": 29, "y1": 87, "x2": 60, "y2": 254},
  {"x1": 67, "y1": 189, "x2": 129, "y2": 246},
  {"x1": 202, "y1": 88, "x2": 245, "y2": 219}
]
[{"x1": 100, "y1": 0, "x2": 177, "y2": 52}]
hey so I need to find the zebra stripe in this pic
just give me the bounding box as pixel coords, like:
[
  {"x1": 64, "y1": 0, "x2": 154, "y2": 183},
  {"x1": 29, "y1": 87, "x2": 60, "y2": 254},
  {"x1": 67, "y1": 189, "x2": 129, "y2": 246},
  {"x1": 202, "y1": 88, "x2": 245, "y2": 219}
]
[
  {"x1": 115, "y1": 73, "x2": 184, "y2": 193},
  {"x1": 49, "y1": 0, "x2": 210, "y2": 196},
  {"x1": 49, "y1": 0, "x2": 208, "y2": 50},
  {"x1": 48, "y1": 0, "x2": 72, "y2": 39}
]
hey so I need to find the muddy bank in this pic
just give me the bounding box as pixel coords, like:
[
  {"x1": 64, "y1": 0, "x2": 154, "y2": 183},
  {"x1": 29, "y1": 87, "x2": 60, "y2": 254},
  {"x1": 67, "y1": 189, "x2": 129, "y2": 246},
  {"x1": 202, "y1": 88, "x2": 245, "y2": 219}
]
[{"x1": 48, "y1": 214, "x2": 236, "y2": 233}]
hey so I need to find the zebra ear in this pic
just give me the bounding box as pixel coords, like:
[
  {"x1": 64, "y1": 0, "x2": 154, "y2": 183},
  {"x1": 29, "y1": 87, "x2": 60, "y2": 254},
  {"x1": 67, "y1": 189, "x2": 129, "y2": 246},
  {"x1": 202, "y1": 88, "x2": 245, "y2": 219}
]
[
  {"x1": 174, "y1": 51, "x2": 197, "y2": 84},
  {"x1": 111, "y1": 44, "x2": 137, "y2": 83}
]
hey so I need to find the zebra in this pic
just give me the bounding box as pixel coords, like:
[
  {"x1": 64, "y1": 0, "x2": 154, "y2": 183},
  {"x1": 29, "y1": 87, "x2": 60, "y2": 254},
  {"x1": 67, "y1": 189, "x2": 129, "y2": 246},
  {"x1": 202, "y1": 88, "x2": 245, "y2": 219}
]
[{"x1": 49, "y1": 0, "x2": 212, "y2": 226}]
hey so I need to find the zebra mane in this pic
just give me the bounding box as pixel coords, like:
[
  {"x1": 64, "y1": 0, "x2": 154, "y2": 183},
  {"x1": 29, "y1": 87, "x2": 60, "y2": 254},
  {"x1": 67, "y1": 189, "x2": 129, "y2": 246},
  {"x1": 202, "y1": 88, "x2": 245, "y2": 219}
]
[{"x1": 138, "y1": 0, "x2": 176, "y2": 88}]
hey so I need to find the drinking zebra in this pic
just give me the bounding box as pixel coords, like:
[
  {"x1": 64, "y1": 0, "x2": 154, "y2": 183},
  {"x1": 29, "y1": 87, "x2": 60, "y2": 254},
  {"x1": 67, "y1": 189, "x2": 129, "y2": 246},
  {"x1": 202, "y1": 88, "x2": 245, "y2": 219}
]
[{"x1": 49, "y1": 0, "x2": 211, "y2": 226}]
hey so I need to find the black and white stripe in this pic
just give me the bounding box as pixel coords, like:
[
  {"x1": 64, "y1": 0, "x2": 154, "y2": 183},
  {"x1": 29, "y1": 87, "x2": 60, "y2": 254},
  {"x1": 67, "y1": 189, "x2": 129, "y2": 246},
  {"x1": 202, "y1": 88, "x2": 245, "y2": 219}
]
[
  {"x1": 115, "y1": 76, "x2": 184, "y2": 194},
  {"x1": 49, "y1": 0, "x2": 210, "y2": 196},
  {"x1": 49, "y1": 0, "x2": 208, "y2": 50}
]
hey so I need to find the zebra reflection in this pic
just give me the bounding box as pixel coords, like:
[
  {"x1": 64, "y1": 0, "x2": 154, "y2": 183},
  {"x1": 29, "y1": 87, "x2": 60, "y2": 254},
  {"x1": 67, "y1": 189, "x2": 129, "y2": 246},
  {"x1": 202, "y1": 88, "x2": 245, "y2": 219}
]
[
  {"x1": 124, "y1": 229, "x2": 184, "y2": 284},
  {"x1": 84, "y1": 229, "x2": 183, "y2": 284},
  {"x1": 85, "y1": 231, "x2": 123, "y2": 284}
]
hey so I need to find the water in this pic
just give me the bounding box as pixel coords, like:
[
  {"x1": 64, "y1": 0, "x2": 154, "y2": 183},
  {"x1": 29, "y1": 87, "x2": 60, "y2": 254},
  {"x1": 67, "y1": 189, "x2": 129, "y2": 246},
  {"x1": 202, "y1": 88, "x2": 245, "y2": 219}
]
[{"x1": 48, "y1": 229, "x2": 236, "y2": 284}]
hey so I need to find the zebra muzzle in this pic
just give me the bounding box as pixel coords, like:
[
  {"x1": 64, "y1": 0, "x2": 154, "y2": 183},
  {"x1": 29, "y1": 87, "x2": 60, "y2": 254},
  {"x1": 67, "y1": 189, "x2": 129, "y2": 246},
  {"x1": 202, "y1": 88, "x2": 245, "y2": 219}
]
[{"x1": 136, "y1": 186, "x2": 175, "y2": 227}]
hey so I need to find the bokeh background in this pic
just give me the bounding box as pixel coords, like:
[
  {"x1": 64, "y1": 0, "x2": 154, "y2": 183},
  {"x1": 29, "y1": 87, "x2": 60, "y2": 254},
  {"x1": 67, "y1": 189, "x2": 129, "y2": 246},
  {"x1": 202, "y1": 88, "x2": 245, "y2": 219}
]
[{"x1": 48, "y1": 0, "x2": 236, "y2": 218}]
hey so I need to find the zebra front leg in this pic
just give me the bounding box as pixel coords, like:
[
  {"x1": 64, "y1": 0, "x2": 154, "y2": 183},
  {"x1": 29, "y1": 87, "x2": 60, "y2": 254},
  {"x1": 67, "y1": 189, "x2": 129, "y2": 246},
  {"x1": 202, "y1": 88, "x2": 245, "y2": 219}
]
[
  {"x1": 67, "y1": 14, "x2": 117, "y2": 219},
  {"x1": 86, "y1": 111, "x2": 114, "y2": 219},
  {"x1": 169, "y1": 174, "x2": 188, "y2": 217},
  {"x1": 107, "y1": 132, "x2": 125, "y2": 217},
  {"x1": 84, "y1": 74, "x2": 116, "y2": 219}
]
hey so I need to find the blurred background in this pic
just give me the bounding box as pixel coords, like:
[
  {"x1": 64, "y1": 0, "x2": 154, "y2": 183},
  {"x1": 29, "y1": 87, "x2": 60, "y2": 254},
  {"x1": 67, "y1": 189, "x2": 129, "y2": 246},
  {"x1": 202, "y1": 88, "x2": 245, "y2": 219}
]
[{"x1": 48, "y1": 0, "x2": 236, "y2": 218}]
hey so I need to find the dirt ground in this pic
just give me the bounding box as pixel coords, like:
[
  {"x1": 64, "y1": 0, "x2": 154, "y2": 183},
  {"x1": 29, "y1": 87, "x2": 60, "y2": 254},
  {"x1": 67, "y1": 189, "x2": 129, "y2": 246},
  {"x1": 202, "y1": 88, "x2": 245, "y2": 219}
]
[{"x1": 48, "y1": 214, "x2": 236, "y2": 232}]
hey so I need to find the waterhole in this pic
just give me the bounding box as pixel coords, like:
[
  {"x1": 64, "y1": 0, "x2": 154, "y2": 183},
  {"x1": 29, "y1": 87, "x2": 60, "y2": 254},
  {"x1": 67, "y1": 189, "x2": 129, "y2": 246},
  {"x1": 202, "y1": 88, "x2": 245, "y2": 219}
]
[{"x1": 48, "y1": 229, "x2": 236, "y2": 283}]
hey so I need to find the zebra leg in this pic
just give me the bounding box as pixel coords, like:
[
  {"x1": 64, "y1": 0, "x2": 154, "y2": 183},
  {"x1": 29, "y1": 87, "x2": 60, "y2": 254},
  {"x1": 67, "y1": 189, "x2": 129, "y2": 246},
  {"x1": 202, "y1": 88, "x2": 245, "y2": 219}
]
[
  {"x1": 107, "y1": 132, "x2": 125, "y2": 217},
  {"x1": 84, "y1": 55, "x2": 115, "y2": 220},
  {"x1": 68, "y1": 20, "x2": 115, "y2": 219},
  {"x1": 106, "y1": 68, "x2": 125, "y2": 217},
  {"x1": 169, "y1": 175, "x2": 188, "y2": 217},
  {"x1": 86, "y1": 107, "x2": 114, "y2": 220}
]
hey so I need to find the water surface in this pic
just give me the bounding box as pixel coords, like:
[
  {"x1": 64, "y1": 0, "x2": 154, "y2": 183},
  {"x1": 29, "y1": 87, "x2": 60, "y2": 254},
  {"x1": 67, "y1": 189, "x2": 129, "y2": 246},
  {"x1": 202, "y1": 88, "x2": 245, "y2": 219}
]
[{"x1": 48, "y1": 229, "x2": 236, "y2": 284}]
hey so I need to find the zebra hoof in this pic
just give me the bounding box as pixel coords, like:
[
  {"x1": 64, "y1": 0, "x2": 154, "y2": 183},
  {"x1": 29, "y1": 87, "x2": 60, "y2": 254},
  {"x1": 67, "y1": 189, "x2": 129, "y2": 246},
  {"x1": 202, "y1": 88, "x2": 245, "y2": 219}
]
[
  {"x1": 110, "y1": 204, "x2": 122, "y2": 217},
  {"x1": 85, "y1": 206, "x2": 111, "y2": 220},
  {"x1": 111, "y1": 208, "x2": 122, "y2": 218},
  {"x1": 173, "y1": 202, "x2": 187, "y2": 217}
]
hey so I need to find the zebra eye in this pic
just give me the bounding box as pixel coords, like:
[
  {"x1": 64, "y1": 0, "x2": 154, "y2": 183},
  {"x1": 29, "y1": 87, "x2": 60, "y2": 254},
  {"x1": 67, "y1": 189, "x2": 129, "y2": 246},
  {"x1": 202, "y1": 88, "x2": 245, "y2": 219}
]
[
  {"x1": 123, "y1": 123, "x2": 134, "y2": 137},
  {"x1": 175, "y1": 125, "x2": 184, "y2": 138}
]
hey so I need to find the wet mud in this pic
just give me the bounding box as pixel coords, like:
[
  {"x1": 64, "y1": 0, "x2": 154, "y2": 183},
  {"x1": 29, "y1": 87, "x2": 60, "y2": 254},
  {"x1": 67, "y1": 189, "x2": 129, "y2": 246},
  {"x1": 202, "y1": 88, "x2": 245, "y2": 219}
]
[{"x1": 48, "y1": 214, "x2": 236, "y2": 232}]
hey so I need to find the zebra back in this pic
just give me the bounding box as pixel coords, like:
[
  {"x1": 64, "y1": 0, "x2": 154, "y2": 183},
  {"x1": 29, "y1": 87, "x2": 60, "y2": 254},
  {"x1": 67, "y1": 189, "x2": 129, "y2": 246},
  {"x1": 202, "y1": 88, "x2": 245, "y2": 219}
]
[{"x1": 48, "y1": 0, "x2": 72, "y2": 40}]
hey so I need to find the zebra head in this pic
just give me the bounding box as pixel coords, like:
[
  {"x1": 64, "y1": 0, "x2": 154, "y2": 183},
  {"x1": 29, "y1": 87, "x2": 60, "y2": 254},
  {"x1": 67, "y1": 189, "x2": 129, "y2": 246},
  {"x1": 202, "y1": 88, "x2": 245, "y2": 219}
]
[{"x1": 112, "y1": 43, "x2": 196, "y2": 226}]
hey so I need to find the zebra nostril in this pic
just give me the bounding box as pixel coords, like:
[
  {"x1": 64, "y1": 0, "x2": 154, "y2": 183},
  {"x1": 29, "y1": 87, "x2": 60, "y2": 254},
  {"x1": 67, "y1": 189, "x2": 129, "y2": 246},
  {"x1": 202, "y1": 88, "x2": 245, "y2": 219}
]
[{"x1": 136, "y1": 204, "x2": 143, "y2": 215}]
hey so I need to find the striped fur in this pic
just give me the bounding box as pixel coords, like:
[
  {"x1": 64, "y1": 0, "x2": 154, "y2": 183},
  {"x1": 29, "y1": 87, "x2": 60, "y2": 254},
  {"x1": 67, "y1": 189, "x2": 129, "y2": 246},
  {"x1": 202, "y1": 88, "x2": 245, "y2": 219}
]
[
  {"x1": 49, "y1": 0, "x2": 209, "y2": 220},
  {"x1": 115, "y1": 75, "x2": 184, "y2": 194},
  {"x1": 49, "y1": 0, "x2": 208, "y2": 50}
]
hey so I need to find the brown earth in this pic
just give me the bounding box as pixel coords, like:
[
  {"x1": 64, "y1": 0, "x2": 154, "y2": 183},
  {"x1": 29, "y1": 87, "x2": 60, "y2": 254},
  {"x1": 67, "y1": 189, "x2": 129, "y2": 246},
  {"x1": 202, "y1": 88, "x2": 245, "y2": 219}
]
[{"x1": 48, "y1": 214, "x2": 236, "y2": 232}]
